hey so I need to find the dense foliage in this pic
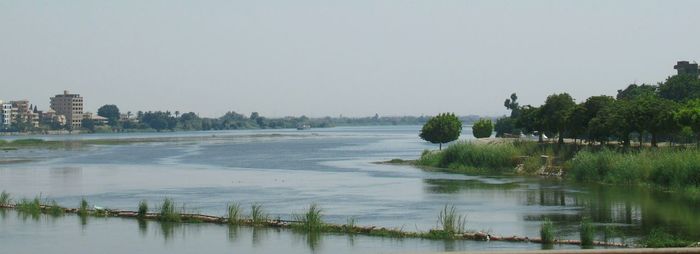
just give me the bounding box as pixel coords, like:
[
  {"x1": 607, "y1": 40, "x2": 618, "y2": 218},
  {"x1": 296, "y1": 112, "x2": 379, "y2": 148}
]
[
  {"x1": 496, "y1": 71, "x2": 700, "y2": 147},
  {"x1": 419, "y1": 113, "x2": 462, "y2": 150},
  {"x1": 471, "y1": 118, "x2": 493, "y2": 138}
]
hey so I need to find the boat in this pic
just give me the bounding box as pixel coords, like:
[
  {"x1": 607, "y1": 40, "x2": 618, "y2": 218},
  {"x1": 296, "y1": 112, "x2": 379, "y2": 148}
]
[{"x1": 296, "y1": 124, "x2": 311, "y2": 130}]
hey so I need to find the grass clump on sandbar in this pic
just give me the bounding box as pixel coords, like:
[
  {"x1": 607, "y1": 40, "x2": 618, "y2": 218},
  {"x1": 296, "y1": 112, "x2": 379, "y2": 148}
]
[
  {"x1": 158, "y1": 198, "x2": 181, "y2": 222},
  {"x1": 250, "y1": 204, "x2": 268, "y2": 225},
  {"x1": 137, "y1": 200, "x2": 148, "y2": 219},
  {"x1": 227, "y1": 202, "x2": 241, "y2": 225},
  {"x1": 293, "y1": 203, "x2": 324, "y2": 232}
]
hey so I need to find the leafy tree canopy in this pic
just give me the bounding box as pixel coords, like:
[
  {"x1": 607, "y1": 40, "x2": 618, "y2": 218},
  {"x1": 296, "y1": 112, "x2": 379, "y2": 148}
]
[{"x1": 419, "y1": 113, "x2": 462, "y2": 150}]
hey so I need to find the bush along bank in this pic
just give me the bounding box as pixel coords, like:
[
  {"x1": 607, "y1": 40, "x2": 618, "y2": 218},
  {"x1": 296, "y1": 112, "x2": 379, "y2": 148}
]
[
  {"x1": 413, "y1": 140, "x2": 700, "y2": 194},
  {"x1": 0, "y1": 192, "x2": 626, "y2": 247}
]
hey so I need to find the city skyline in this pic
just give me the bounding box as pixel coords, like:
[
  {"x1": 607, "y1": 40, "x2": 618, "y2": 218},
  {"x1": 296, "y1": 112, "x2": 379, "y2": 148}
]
[{"x1": 2, "y1": 1, "x2": 700, "y2": 118}]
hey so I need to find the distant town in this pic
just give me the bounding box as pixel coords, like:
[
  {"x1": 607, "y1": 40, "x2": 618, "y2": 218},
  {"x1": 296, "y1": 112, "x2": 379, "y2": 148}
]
[{"x1": 0, "y1": 91, "x2": 484, "y2": 134}]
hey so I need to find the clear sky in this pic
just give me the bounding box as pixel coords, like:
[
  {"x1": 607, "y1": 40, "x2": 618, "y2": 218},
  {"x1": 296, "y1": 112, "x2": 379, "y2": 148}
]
[{"x1": 1, "y1": 0, "x2": 699, "y2": 118}]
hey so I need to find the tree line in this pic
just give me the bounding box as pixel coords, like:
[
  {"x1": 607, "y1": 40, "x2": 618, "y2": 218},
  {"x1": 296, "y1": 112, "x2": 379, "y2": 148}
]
[
  {"x1": 86, "y1": 107, "x2": 439, "y2": 132},
  {"x1": 494, "y1": 73, "x2": 700, "y2": 147}
]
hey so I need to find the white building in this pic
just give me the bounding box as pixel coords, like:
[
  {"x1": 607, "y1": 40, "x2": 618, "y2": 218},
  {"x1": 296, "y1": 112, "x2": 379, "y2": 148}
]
[{"x1": 1, "y1": 100, "x2": 12, "y2": 129}]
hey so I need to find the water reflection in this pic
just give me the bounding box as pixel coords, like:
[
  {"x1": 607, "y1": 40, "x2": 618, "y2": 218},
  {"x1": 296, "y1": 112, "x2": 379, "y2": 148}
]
[
  {"x1": 424, "y1": 177, "x2": 700, "y2": 240},
  {"x1": 138, "y1": 219, "x2": 148, "y2": 236}
]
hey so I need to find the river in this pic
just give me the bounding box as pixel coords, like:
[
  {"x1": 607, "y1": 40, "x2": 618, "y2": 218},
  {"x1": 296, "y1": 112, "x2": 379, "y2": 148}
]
[{"x1": 0, "y1": 126, "x2": 697, "y2": 253}]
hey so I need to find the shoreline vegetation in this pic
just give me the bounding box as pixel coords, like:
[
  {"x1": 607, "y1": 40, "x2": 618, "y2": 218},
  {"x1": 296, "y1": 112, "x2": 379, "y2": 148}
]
[
  {"x1": 0, "y1": 191, "x2": 628, "y2": 248},
  {"x1": 405, "y1": 139, "x2": 700, "y2": 194}
]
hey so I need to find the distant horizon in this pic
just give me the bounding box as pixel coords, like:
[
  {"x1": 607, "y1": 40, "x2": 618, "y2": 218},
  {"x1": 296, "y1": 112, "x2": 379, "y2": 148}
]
[{"x1": 2, "y1": 1, "x2": 698, "y2": 117}]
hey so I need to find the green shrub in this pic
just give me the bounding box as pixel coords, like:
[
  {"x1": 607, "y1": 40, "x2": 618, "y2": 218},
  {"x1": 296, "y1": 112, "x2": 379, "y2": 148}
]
[{"x1": 472, "y1": 118, "x2": 493, "y2": 138}]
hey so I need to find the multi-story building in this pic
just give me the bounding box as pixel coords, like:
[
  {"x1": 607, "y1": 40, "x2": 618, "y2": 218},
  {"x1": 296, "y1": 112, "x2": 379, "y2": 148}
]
[
  {"x1": 50, "y1": 90, "x2": 84, "y2": 129},
  {"x1": 0, "y1": 100, "x2": 12, "y2": 129},
  {"x1": 10, "y1": 100, "x2": 39, "y2": 128}
]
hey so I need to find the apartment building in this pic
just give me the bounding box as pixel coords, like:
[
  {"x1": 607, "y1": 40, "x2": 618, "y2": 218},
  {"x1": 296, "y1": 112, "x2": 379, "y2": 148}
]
[
  {"x1": 50, "y1": 90, "x2": 84, "y2": 129},
  {"x1": 0, "y1": 100, "x2": 12, "y2": 129}
]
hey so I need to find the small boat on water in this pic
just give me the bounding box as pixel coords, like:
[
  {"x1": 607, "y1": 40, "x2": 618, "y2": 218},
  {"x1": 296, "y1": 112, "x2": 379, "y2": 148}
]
[{"x1": 296, "y1": 124, "x2": 311, "y2": 130}]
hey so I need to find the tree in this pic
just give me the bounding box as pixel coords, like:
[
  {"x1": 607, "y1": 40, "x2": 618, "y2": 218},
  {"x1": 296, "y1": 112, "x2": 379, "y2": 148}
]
[
  {"x1": 97, "y1": 105, "x2": 121, "y2": 126},
  {"x1": 472, "y1": 118, "x2": 493, "y2": 138},
  {"x1": 634, "y1": 95, "x2": 679, "y2": 147},
  {"x1": 503, "y1": 93, "x2": 520, "y2": 118},
  {"x1": 616, "y1": 84, "x2": 657, "y2": 100},
  {"x1": 494, "y1": 117, "x2": 516, "y2": 137},
  {"x1": 496, "y1": 93, "x2": 521, "y2": 137},
  {"x1": 82, "y1": 119, "x2": 96, "y2": 133},
  {"x1": 516, "y1": 105, "x2": 545, "y2": 141},
  {"x1": 540, "y1": 93, "x2": 576, "y2": 144},
  {"x1": 565, "y1": 104, "x2": 588, "y2": 142},
  {"x1": 675, "y1": 99, "x2": 700, "y2": 147},
  {"x1": 419, "y1": 113, "x2": 462, "y2": 150},
  {"x1": 658, "y1": 74, "x2": 700, "y2": 102}
]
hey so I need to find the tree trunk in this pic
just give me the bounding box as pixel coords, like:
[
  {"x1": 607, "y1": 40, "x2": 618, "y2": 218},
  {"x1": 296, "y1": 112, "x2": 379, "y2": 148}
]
[
  {"x1": 439, "y1": 143, "x2": 442, "y2": 150},
  {"x1": 538, "y1": 133, "x2": 543, "y2": 143},
  {"x1": 623, "y1": 135, "x2": 630, "y2": 148},
  {"x1": 558, "y1": 133, "x2": 564, "y2": 145},
  {"x1": 651, "y1": 133, "x2": 658, "y2": 148}
]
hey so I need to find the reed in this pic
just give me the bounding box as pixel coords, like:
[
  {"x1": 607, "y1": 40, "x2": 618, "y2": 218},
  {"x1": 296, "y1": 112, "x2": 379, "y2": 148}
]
[
  {"x1": 137, "y1": 200, "x2": 148, "y2": 219},
  {"x1": 78, "y1": 198, "x2": 89, "y2": 217},
  {"x1": 437, "y1": 204, "x2": 466, "y2": 235},
  {"x1": 580, "y1": 219, "x2": 594, "y2": 247},
  {"x1": 227, "y1": 202, "x2": 241, "y2": 225},
  {"x1": 250, "y1": 204, "x2": 267, "y2": 225},
  {"x1": 158, "y1": 198, "x2": 180, "y2": 222},
  {"x1": 540, "y1": 218, "x2": 554, "y2": 244},
  {"x1": 0, "y1": 191, "x2": 10, "y2": 206},
  {"x1": 294, "y1": 203, "x2": 324, "y2": 232}
]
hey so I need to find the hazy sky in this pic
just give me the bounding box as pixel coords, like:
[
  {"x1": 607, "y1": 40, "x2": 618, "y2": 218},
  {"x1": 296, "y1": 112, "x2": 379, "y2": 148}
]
[{"x1": 1, "y1": 1, "x2": 699, "y2": 117}]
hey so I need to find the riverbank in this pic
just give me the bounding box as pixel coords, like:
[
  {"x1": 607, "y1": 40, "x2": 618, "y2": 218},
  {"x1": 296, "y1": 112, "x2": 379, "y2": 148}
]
[{"x1": 408, "y1": 139, "x2": 700, "y2": 191}]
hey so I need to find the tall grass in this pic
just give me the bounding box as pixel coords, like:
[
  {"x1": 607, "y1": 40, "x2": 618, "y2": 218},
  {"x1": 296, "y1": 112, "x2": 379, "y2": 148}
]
[
  {"x1": 0, "y1": 191, "x2": 11, "y2": 205},
  {"x1": 568, "y1": 148, "x2": 700, "y2": 188},
  {"x1": 78, "y1": 198, "x2": 89, "y2": 217},
  {"x1": 437, "y1": 204, "x2": 466, "y2": 234},
  {"x1": 640, "y1": 228, "x2": 692, "y2": 247},
  {"x1": 580, "y1": 219, "x2": 594, "y2": 247},
  {"x1": 250, "y1": 204, "x2": 267, "y2": 225},
  {"x1": 159, "y1": 198, "x2": 180, "y2": 222},
  {"x1": 417, "y1": 142, "x2": 520, "y2": 171},
  {"x1": 227, "y1": 203, "x2": 241, "y2": 225},
  {"x1": 540, "y1": 218, "x2": 554, "y2": 244},
  {"x1": 294, "y1": 203, "x2": 324, "y2": 232},
  {"x1": 137, "y1": 200, "x2": 148, "y2": 219}
]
